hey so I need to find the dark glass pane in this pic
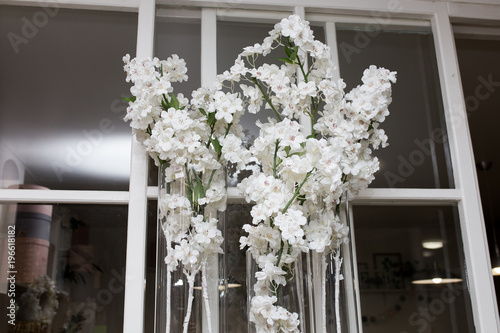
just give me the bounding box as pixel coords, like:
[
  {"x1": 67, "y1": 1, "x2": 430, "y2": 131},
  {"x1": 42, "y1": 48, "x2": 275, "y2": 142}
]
[
  {"x1": 353, "y1": 205, "x2": 475, "y2": 333},
  {"x1": 0, "y1": 203, "x2": 128, "y2": 332},
  {"x1": 144, "y1": 200, "x2": 158, "y2": 333},
  {"x1": 225, "y1": 204, "x2": 252, "y2": 331},
  {"x1": 0, "y1": 5, "x2": 137, "y2": 190},
  {"x1": 217, "y1": 22, "x2": 276, "y2": 159},
  {"x1": 337, "y1": 28, "x2": 453, "y2": 188},
  {"x1": 455, "y1": 36, "x2": 500, "y2": 312},
  {"x1": 149, "y1": 19, "x2": 202, "y2": 186}
]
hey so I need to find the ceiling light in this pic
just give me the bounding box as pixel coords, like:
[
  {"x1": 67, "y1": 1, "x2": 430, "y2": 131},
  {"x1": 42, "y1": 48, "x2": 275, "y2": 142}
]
[
  {"x1": 422, "y1": 240, "x2": 443, "y2": 249},
  {"x1": 412, "y1": 277, "x2": 463, "y2": 285},
  {"x1": 412, "y1": 261, "x2": 462, "y2": 285}
]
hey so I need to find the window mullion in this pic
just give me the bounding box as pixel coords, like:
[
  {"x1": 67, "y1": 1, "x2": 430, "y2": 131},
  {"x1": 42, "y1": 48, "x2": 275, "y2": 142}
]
[
  {"x1": 432, "y1": 4, "x2": 500, "y2": 332},
  {"x1": 123, "y1": 0, "x2": 155, "y2": 332},
  {"x1": 0, "y1": 189, "x2": 129, "y2": 204},
  {"x1": 201, "y1": 8, "x2": 219, "y2": 333}
]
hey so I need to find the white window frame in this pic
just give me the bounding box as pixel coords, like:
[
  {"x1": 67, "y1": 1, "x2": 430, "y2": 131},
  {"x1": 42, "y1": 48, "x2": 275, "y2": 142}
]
[{"x1": 0, "y1": 0, "x2": 499, "y2": 332}]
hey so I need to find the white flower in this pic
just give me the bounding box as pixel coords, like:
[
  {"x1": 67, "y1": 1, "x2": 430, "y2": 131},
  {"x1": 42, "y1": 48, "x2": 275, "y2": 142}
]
[
  {"x1": 220, "y1": 134, "x2": 250, "y2": 167},
  {"x1": 274, "y1": 210, "x2": 307, "y2": 246},
  {"x1": 160, "y1": 54, "x2": 188, "y2": 82},
  {"x1": 255, "y1": 262, "x2": 287, "y2": 286},
  {"x1": 173, "y1": 239, "x2": 200, "y2": 269},
  {"x1": 241, "y1": 84, "x2": 264, "y2": 114},
  {"x1": 280, "y1": 15, "x2": 304, "y2": 40},
  {"x1": 209, "y1": 91, "x2": 243, "y2": 123},
  {"x1": 250, "y1": 295, "x2": 277, "y2": 326},
  {"x1": 297, "y1": 81, "x2": 317, "y2": 100}
]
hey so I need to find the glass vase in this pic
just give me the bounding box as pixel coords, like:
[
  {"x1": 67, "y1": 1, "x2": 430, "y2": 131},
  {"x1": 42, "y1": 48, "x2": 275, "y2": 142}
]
[
  {"x1": 246, "y1": 252, "x2": 308, "y2": 333},
  {"x1": 156, "y1": 164, "x2": 227, "y2": 333},
  {"x1": 307, "y1": 195, "x2": 359, "y2": 333}
]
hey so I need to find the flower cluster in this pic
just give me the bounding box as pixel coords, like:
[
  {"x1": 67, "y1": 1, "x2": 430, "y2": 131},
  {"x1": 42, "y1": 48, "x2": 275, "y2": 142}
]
[
  {"x1": 123, "y1": 52, "x2": 243, "y2": 333},
  {"x1": 123, "y1": 54, "x2": 229, "y2": 276},
  {"x1": 160, "y1": 193, "x2": 224, "y2": 273},
  {"x1": 18, "y1": 275, "x2": 59, "y2": 323},
  {"x1": 250, "y1": 295, "x2": 301, "y2": 333},
  {"x1": 210, "y1": 15, "x2": 395, "y2": 332},
  {"x1": 123, "y1": 14, "x2": 395, "y2": 333}
]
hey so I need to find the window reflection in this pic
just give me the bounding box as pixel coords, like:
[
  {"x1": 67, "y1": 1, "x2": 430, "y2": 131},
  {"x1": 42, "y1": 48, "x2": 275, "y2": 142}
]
[
  {"x1": 337, "y1": 28, "x2": 453, "y2": 189},
  {"x1": 0, "y1": 5, "x2": 137, "y2": 190},
  {"x1": 353, "y1": 205, "x2": 475, "y2": 333},
  {"x1": 455, "y1": 36, "x2": 500, "y2": 316},
  {"x1": 0, "y1": 203, "x2": 128, "y2": 332}
]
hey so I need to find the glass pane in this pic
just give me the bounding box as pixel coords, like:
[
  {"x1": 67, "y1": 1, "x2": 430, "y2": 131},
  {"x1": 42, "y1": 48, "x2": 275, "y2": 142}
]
[
  {"x1": 337, "y1": 27, "x2": 453, "y2": 188},
  {"x1": 217, "y1": 21, "x2": 276, "y2": 186},
  {"x1": 0, "y1": 202, "x2": 128, "y2": 332},
  {"x1": 0, "y1": 5, "x2": 137, "y2": 191},
  {"x1": 455, "y1": 37, "x2": 500, "y2": 311},
  {"x1": 145, "y1": 200, "x2": 158, "y2": 332},
  {"x1": 148, "y1": 18, "x2": 202, "y2": 186},
  {"x1": 217, "y1": 22, "x2": 325, "y2": 186},
  {"x1": 353, "y1": 205, "x2": 475, "y2": 333},
  {"x1": 225, "y1": 203, "x2": 252, "y2": 331},
  {"x1": 217, "y1": 21, "x2": 276, "y2": 147}
]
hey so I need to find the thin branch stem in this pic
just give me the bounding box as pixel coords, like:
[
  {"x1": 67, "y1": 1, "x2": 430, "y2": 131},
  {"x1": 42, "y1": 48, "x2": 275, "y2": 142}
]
[
  {"x1": 282, "y1": 171, "x2": 312, "y2": 214},
  {"x1": 251, "y1": 77, "x2": 282, "y2": 121},
  {"x1": 273, "y1": 140, "x2": 280, "y2": 179}
]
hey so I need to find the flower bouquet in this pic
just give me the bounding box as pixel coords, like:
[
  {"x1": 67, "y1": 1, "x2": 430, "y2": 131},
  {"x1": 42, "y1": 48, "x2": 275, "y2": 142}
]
[{"x1": 123, "y1": 14, "x2": 395, "y2": 333}]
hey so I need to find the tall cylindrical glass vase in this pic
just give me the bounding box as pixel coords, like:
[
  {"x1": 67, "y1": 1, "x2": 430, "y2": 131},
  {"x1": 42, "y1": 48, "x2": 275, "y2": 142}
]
[
  {"x1": 156, "y1": 164, "x2": 227, "y2": 333},
  {"x1": 246, "y1": 252, "x2": 307, "y2": 333},
  {"x1": 308, "y1": 195, "x2": 359, "y2": 333}
]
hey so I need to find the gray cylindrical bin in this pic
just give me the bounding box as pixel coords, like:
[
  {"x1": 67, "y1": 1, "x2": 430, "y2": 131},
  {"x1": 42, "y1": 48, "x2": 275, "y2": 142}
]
[{"x1": 10, "y1": 184, "x2": 53, "y2": 284}]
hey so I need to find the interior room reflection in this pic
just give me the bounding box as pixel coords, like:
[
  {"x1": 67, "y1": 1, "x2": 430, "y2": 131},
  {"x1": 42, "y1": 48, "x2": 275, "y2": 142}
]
[
  {"x1": 0, "y1": 202, "x2": 127, "y2": 332},
  {"x1": 455, "y1": 36, "x2": 500, "y2": 314},
  {"x1": 354, "y1": 205, "x2": 474, "y2": 333}
]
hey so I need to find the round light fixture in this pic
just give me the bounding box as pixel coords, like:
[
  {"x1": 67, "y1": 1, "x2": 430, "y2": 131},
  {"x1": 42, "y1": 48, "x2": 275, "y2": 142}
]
[
  {"x1": 422, "y1": 240, "x2": 443, "y2": 249},
  {"x1": 412, "y1": 277, "x2": 463, "y2": 285}
]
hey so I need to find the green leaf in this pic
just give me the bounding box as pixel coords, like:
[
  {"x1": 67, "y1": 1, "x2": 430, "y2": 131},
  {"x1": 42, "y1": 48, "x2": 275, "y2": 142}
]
[
  {"x1": 199, "y1": 108, "x2": 207, "y2": 116},
  {"x1": 284, "y1": 45, "x2": 292, "y2": 57},
  {"x1": 207, "y1": 112, "x2": 217, "y2": 127},
  {"x1": 161, "y1": 98, "x2": 169, "y2": 111},
  {"x1": 297, "y1": 194, "x2": 306, "y2": 205},
  {"x1": 289, "y1": 150, "x2": 307, "y2": 157},
  {"x1": 185, "y1": 184, "x2": 193, "y2": 205},
  {"x1": 170, "y1": 93, "x2": 180, "y2": 109},
  {"x1": 210, "y1": 137, "x2": 222, "y2": 154},
  {"x1": 284, "y1": 146, "x2": 291, "y2": 156},
  {"x1": 290, "y1": 47, "x2": 299, "y2": 61},
  {"x1": 194, "y1": 182, "x2": 205, "y2": 201},
  {"x1": 121, "y1": 96, "x2": 136, "y2": 103},
  {"x1": 158, "y1": 157, "x2": 169, "y2": 166},
  {"x1": 192, "y1": 170, "x2": 206, "y2": 204},
  {"x1": 277, "y1": 57, "x2": 294, "y2": 64}
]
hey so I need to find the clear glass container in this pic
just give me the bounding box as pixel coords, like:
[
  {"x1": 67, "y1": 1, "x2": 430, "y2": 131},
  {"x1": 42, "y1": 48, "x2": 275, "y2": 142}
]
[{"x1": 156, "y1": 164, "x2": 227, "y2": 333}]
